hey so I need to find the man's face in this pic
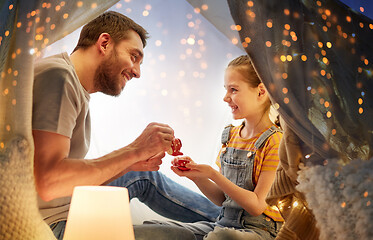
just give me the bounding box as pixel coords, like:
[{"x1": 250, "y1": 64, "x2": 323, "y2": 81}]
[{"x1": 94, "y1": 30, "x2": 144, "y2": 96}]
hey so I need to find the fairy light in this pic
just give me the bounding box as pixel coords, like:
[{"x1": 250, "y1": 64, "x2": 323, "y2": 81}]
[
  {"x1": 267, "y1": 20, "x2": 273, "y2": 28},
  {"x1": 187, "y1": 37, "x2": 195, "y2": 45},
  {"x1": 231, "y1": 37, "x2": 239, "y2": 45},
  {"x1": 155, "y1": 40, "x2": 162, "y2": 47}
]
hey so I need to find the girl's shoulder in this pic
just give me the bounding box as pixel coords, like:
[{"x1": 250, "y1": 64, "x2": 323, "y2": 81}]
[
  {"x1": 221, "y1": 124, "x2": 241, "y2": 140},
  {"x1": 265, "y1": 128, "x2": 283, "y2": 147}
]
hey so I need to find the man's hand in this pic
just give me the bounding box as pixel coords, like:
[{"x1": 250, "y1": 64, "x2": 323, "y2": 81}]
[
  {"x1": 128, "y1": 152, "x2": 165, "y2": 172},
  {"x1": 129, "y1": 122, "x2": 174, "y2": 161}
]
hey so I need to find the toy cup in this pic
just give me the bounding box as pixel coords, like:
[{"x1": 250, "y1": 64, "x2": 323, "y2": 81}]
[
  {"x1": 167, "y1": 138, "x2": 183, "y2": 156},
  {"x1": 173, "y1": 156, "x2": 191, "y2": 171}
]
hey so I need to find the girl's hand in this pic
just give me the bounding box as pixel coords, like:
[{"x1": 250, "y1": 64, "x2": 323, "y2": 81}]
[{"x1": 171, "y1": 157, "x2": 215, "y2": 180}]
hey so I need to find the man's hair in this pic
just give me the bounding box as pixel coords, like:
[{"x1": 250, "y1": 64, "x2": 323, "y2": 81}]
[{"x1": 73, "y1": 11, "x2": 149, "y2": 52}]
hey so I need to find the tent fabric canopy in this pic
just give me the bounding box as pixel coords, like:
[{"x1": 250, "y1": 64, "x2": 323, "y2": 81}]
[
  {"x1": 186, "y1": 0, "x2": 373, "y2": 238},
  {"x1": 229, "y1": 0, "x2": 372, "y2": 163},
  {"x1": 224, "y1": 1, "x2": 373, "y2": 238},
  {"x1": 188, "y1": 0, "x2": 373, "y2": 164},
  {"x1": 0, "y1": 1, "x2": 118, "y2": 238}
]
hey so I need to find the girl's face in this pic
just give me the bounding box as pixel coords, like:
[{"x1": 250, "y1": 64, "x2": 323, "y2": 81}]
[{"x1": 223, "y1": 67, "x2": 262, "y2": 120}]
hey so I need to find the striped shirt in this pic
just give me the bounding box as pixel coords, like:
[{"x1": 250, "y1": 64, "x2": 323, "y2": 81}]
[{"x1": 216, "y1": 124, "x2": 284, "y2": 222}]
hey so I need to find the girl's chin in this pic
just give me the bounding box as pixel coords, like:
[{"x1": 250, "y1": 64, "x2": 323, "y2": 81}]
[{"x1": 231, "y1": 114, "x2": 241, "y2": 120}]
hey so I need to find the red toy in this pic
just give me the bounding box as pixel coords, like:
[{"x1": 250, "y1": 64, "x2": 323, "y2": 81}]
[
  {"x1": 173, "y1": 156, "x2": 191, "y2": 171},
  {"x1": 167, "y1": 138, "x2": 183, "y2": 156}
]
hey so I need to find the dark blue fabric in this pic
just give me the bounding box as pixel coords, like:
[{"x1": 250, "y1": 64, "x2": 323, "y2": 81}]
[{"x1": 227, "y1": 0, "x2": 373, "y2": 163}]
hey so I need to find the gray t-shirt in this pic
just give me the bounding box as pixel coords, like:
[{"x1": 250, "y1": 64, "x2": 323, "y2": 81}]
[{"x1": 33, "y1": 52, "x2": 90, "y2": 224}]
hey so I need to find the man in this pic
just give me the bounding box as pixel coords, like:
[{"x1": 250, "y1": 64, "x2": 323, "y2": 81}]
[{"x1": 33, "y1": 11, "x2": 219, "y2": 239}]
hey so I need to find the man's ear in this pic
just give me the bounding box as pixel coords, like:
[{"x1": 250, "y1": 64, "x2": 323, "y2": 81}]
[{"x1": 96, "y1": 33, "x2": 111, "y2": 55}]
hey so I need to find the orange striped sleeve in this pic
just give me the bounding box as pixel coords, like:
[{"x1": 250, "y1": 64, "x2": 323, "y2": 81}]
[
  {"x1": 264, "y1": 205, "x2": 284, "y2": 222},
  {"x1": 260, "y1": 131, "x2": 282, "y2": 172},
  {"x1": 253, "y1": 131, "x2": 282, "y2": 185},
  {"x1": 215, "y1": 147, "x2": 223, "y2": 168}
]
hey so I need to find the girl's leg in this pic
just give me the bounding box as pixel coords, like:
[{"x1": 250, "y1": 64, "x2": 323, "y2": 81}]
[
  {"x1": 204, "y1": 226, "x2": 265, "y2": 240},
  {"x1": 142, "y1": 220, "x2": 217, "y2": 240},
  {"x1": 134, "y1": 224, "x2": 196, "y2": 240}
]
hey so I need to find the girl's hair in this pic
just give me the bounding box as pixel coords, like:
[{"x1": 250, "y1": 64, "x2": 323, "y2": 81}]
[
  {"x1": 227, "y1": 55, "x2": 261, "y2": 88},
  {"x1": 73, "y1": 11, "x2": 149, "y2": 52},
  {"x1": 228, "y1": 55, "x2": 281, "y2": 128}
]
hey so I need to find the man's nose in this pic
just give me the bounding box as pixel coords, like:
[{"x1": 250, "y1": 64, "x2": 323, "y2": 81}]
[{"x1": 132, "y1": 64, "x2": 141, "y2": 78}]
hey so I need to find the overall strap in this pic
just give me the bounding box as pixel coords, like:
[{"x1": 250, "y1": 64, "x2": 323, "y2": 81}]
[
  {"x1": 221, "y1": 124, "x2": 233, "y2": 145},
  {"x1": 254, "y1": 126, "x2": 282, "y2": 149}
]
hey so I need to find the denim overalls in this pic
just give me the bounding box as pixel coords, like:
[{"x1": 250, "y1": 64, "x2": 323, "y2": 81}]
[
  {"x1": 215, "y1": 125, "x2": 283, "y2": 239},
  {"x1": 141, "y1": 126, "x2": 283, "y2": 240}
]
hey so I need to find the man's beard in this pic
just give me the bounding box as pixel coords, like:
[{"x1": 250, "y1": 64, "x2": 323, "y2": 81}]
[{"x1": 94, "y1": 48, "x2": 123, "y2": 96}]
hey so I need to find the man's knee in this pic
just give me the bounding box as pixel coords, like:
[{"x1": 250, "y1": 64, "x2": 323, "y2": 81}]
[{"x1": 124, "y1": 170, "x2": 163, "y2": 181}]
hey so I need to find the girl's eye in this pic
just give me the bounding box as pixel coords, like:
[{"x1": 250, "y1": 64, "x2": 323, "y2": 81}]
[{"x1": 231, "y1": 88, "x2": 237, "y2": 92}]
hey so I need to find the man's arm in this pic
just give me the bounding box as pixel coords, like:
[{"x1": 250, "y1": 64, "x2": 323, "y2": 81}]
[{"x1": 33, "y1": 122, "x2": 173, "y2": 202}]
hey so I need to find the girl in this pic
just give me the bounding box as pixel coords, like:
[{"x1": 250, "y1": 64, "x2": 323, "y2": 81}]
[{"x1": 144, "y1": 55, "x2": 283, "y2": 240}]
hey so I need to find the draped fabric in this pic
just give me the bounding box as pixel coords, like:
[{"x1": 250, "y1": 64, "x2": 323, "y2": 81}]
[
  {"x1": 226, "y1": 2, "x2": 373, "y2": 238},
  {"x1": 0, "y1": 1, "x2": 118, "y2": 238},
  {"x1": 226, "y1": 0, "x2": 373, "y2": 163},
  {"x1": 187, "y1": 0, "x2": 373, "y2": 163},
  {"x1": 186, "y1": 0, "x2": 373, "y2": 239}
]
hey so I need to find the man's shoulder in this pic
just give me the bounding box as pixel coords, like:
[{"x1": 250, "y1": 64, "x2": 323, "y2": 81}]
[
  {"x1": 34, "y1": 53, "x2": 78, "y2": 87},
  {"x1": 34, "y1": 52, "x2": 74, "y2": 77}
]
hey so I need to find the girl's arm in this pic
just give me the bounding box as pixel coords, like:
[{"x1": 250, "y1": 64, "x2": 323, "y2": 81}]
[
  {"x1": 171, "y1": 160, "x2": 225, "y2": 206},
  {"x1": 173, "y1": 159, "x2": 276, "y2": 216},
  {"x1": 191, "y1": 174, "x2": 226, "y2": 206},
  {"x1": 209, "y1": 169, "x2": 276, "y2": 216},
  {"x1": 210, "y1": 132, "x2": 281, "y2": 215}
]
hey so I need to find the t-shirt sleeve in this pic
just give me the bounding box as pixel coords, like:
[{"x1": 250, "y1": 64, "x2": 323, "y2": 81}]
[
  {"x1": 215, "y1": 147, "x2": 224, "y2": 168},
  {"x1": 260, "y1": 131, "x2": 282, "y2": 172},
  {"x1": 32, "y1": 68, "x2": 80, "y2": 138}
]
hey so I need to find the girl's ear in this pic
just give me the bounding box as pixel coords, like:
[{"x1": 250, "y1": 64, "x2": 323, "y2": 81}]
[
  {"x1": 96, "y1": 33, "x2": 111, "y2": 55},
  {"x1": 257, "y1": 82, "x2": 267, "y2": 97}
]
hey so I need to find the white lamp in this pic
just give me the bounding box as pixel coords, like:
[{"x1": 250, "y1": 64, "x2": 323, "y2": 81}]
[{"x1": 63, "y1": 186, "x2": 134, "y2": 240}]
